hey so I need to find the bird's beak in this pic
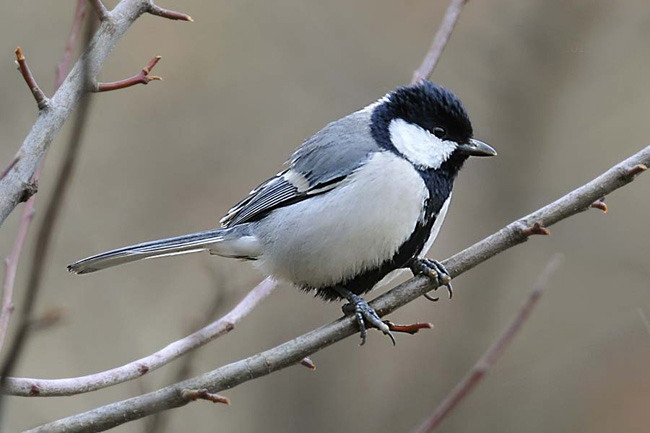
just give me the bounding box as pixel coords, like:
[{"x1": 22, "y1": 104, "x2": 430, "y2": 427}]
[{"x1": 457, "y1": 139, "x2": 497, "y2": 157}]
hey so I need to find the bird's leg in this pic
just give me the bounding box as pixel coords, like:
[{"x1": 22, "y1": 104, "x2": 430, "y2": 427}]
[
  {"x1": 334, "y1": 287, "x2": 395, "y2": 346},
  {"x1": 409, "y1": 258, "x2": 453, "y2": 301}
]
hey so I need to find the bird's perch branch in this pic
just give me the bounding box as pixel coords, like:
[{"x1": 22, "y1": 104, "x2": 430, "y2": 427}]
[
  {"x1": 411, "y1": 254, "x2": 563, "y2": 433},
  {"x1": 0, "y1": 0, "x2": 192, "y2": 229},
  {"x1": 411, "y1": 0, "x2": 469, "y2": 84},
  {"x1": 22, "y1": 145, "x2": 650, "y2": 433},
  {"x1": 92, "y1": 56, "x2": 163, "y2": 92},
  {"x1": 15, "y1": 48, "x2": 49, "y2": 110},
  {"x1": 4, "y1": 277, "x2": 277, "y2": 396}
]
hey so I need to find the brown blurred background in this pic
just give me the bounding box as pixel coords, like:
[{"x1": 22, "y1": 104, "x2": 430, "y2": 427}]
[{"x1": 1, "y1": 0, "x2": 649, "y2": 432}]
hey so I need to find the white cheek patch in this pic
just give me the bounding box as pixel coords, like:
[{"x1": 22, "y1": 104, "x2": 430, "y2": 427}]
[{"x1": 389, "y1": 118, "x2": 457, "y2": 169}]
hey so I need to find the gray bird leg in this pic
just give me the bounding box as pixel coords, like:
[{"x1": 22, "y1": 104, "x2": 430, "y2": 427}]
[{"x1": 334, "y1": 287, "x2": 395, "y2": 346}]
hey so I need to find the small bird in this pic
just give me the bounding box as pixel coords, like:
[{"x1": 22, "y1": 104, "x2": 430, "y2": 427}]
[{"x1": 68, "y1": 80, "x2": 496, "y2": 344}]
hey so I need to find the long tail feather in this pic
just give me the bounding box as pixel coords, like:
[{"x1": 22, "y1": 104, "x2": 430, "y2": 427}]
[{"x1": 67, "y1": 229, "x2": 225, "y2": 274}]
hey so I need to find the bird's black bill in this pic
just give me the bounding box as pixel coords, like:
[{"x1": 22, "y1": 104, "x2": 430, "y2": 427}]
[{"x1": 457, "y1": 139, "x2": 497, "y2": 157}]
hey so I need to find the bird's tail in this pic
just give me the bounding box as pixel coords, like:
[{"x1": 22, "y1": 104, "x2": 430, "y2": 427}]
[{"x1": 67, "y1": 227, "x2": 258, "y2": 274}]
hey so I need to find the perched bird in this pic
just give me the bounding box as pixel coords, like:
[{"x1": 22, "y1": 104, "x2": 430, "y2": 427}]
[{"x1": 68, "y1": 80, "x2": 496, "y2": 344}]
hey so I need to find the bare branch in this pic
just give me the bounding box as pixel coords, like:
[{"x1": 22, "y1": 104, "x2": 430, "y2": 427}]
[
  {"x1": 148, "y1": 4, "x2": 193, "y2": 22},
  {"x1": 0, "y1": 19, "x2": 96, "y2": 420},
  {"x1": 89, "y1": 0, "x2": 109, "y2": 21},
  {"x1": 0, "y1": 0, "x2": 90, "y2": 357},
  {"x1": 411, "y1": 0, "x2": 469, "y2": 84},
  {"x1": 15, "y1": 47, "x2": 49, "y2": 110},
  {"x1": 411, "y1": 254, "x2": 563, "y2": 433},
  {"x1": 637, "y1": 308, "x2": 650, "y2": 341},
  {"x1": 92, "y1": 56, "x2": 163, "y2": 92},
  {"x1": 23, "y1": 146, "x2": 650, "y2": 433},
  {"x1": 0, "y1": 206, "x2": 35, "y2": 350},
  {"x1": 0, "y1": 0, "x2": 190, "y2": 229},
  {"x1": 4, "y1": 277, "x2": 277, "y2": 397},
  {"x1": 0, "y1": 152, "x2": 22, "y2": 182},
  {"x1": 56, "y1": 0, "x2": 88, "y2": 87}
]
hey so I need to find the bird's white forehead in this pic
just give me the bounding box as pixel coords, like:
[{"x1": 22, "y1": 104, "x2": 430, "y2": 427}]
[{"x1": 388, "y1": 118, "x2": 457, "y2": 169}]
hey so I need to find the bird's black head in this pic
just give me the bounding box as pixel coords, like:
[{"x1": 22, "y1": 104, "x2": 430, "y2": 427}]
[{"x1": 370, "y1": 80, "x2": 495, "y2": 174}]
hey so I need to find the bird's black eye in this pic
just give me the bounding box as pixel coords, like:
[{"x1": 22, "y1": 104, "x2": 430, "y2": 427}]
[{"x1": 432, "y1": 127, "x2": 447, "y2": 139}]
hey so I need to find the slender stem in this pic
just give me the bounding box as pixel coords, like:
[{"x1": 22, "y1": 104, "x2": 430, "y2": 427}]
[
  {"x1": 0, "y1": 19, "x2": 96, "y2": 421},
  {"x1": 0, "y1": 202, "x2": 35, "y2": 351},
  {"x1": 148, "y1": 4, "x2": 193, "y2": 22},
  {"x1": 0, "y1": 0, "x2": 90, "y2": 355},
  {"x1": 56, "y1": 0, "x2": 88, "y2": 87},
  {"x1": 411, "y1": 255, "x2": 563, "y2": 433},
  {"x1": 0, "y1": 152, "x2": 21, "y2": 182},
  {"x1": 4, "y1": 278, "x2": 277, "y2": 396},
  {"x1": 0, "y1": 0, "x2": 192, "y2": 228},
  {"x1": 15, "y1": 47, "x2": 49, "y2": 110},
  {"x1": 93, "y1": 56, "x2": 163, "y2": 92},
  {"x1": 411, "y1": 0, "x2": 469, "y2": 84},
  {"x1": 89, "y1": 0, "x2": 109, "y2": 21}
]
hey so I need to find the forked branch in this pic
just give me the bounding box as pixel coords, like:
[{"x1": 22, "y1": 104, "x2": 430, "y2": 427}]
[
  {"x1": 92, "y1": 56, "x2": 163, "y2": 92},
  {"x1": 0, "y1": 0, "x2": 193, "y2": 229},
  {"x1": 23, "y1": 146, "x2": 650, "y2": 433}
]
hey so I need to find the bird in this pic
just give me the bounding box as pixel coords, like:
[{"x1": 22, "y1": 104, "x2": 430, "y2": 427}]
[{"x1": 68, "y1": 80, "x2": 496, "y2": 345}]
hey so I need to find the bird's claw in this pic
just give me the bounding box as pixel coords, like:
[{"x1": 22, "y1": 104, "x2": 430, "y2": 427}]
[
  {"x1": 340, "y1": 292, "x2": 395, "y2": 346},
  {"x1": 409, "y1": 258, "x2": 453, "y2": 301}
]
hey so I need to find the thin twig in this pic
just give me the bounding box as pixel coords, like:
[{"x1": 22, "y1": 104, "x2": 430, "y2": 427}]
[
  {"x1": 56, "y1": 0, "x2": 88, "y2": 87},
  {"x1": 22, "y1": 145, "x2": 650, "y2": 433},
  {"x1": 89, "y1": 0, "x2": 110, "y2": 21},
  {"x1": 93, "y1": 56, "x2": 163, "y2": 92},
  {"x1": 385, "y1": 321, "x2": 434, "y2": 335},
  {"x1": 411, "y1": 254, "x2": 563, "y2": 433},
  {"x1": 637, "y1": 308, "x2": 650, "y2": 342},
  {"x1": 0, "y1": 0, "x2": 90, "y2": 354},
  {"x1": 148, "y1": 4, "x2": 193, "y2": 22},
  {"x1": 0, "y1": 0, "x2": 192, "y2": 228},
  {"x1": 0, "y1": 206, "x2": 34, "y2": 351},
  {"x1": 411, "y1": 0, "x2": 469, "y2": 84},
  {"x1": 144, "y1": 270, "x2": 226, "y2": 433},
  {"x1": 15, "y1": 47, "x2": 49, "y2": 110},
  {"x1": 0, "y1": 152, "x2": 22, "y2": 182},
  {"x1": 4, "y1": 277, "x2": 277, "y2": 396},
  {"x1": 0, "y1": 18, "x2": 96, "y2": 420}
]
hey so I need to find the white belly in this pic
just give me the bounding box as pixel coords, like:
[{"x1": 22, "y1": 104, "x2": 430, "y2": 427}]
[{"x1": 253, "y1": 152, "x2": 429, "y2": 288}]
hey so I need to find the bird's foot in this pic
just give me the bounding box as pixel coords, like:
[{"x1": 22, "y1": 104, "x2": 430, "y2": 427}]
[
  {"x1": 336, "y1": 287, "x2": 395, "y2": 346},
  {"x1": 409, "y1": 258, "x2": 453, "y2": 301}
]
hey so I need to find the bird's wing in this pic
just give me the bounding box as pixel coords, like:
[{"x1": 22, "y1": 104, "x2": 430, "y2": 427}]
[{"x1": 220, "y1": 109, "x2": 380, "y2": 228}]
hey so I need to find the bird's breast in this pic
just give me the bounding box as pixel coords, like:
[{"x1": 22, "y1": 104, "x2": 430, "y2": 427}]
[{"x1": 253, "y1": 151, "x2": 429, "y2": 288}]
